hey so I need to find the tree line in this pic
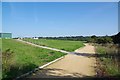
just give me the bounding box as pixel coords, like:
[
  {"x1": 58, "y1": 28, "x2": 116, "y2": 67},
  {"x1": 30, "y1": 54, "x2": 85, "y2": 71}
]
[
  {"x1": 15, "y1": 32, "x2": 120, "y2": 45},
  {"x1": 38, "y1": 32, "x2": 120, "y2": 44}
]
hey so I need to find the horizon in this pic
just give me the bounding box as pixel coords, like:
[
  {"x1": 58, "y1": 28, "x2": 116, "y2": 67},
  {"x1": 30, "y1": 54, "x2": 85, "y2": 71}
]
[
  {"x1": 14, "y1": 33, "x2": 118, "y2": 38},
  {"x1": 2, "y1": 2, "x2": 118, "y2": 37}
]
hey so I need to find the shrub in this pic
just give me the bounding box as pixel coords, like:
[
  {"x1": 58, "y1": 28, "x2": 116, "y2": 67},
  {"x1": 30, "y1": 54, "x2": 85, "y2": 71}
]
[{"x1": 2, "y1": 49, "x2": 14, "y2": 78}]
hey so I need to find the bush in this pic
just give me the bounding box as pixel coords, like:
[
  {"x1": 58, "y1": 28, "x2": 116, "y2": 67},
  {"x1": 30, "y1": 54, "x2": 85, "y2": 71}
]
[{"x1": 2, "y1": 49, "x2": 14, "y2": 78}]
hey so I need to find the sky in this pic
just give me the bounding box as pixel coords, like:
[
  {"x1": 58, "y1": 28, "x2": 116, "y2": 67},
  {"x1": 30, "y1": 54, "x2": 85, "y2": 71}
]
[
  {"x1": 1, "y1": 0, "x2": 120, "y2": 2},
  {"x1": 118, "y1": 2, "x2": 120, "y2": 32},
  {"x1": 2, "y1": 2, "x2": 118, "y2": 37},
  {"x1": 0, "y1": 2, "x2": 2, "y2": 32}
]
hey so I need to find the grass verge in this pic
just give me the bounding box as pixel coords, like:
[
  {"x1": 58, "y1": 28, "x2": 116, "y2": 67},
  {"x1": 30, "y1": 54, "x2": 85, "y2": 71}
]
[
  {"x1": 0, "y1": 39, "x2": 2, "y2": 79},
  {"x1": 95, "y1": 43, "x2": 120, "y2": 77}
]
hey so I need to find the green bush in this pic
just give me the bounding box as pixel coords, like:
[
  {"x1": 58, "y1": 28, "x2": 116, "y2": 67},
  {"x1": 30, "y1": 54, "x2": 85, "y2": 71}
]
[{"x1": 2, "y1": 49, "x2": 14, "y2": 78}]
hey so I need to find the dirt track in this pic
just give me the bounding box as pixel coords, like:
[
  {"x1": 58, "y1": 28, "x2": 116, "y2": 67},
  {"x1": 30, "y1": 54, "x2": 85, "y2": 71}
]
[{"x1": 27, "y1": 43, "x2": 96, "y2": 78}]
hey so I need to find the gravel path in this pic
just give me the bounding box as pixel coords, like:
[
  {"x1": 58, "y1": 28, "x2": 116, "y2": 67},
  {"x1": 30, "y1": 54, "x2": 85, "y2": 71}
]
[{"x1": 27, "y1": 43, "x2": 96, "y2": 78}]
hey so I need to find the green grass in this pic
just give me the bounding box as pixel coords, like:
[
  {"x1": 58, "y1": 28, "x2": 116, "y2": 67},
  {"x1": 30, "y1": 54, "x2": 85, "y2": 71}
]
[
  {"x1": 2, "y1": 39, "x2": 66, "y2": 79},
  {"x1": 23, "y1": 39, "x2": 84, "y2": 52},
  {"x1": 95, "y1": 44, "x2": 120, "y2": 76},
  {"x1": 0, "y1": 39, "x2": 2, "y2": 51},
  {"x1": 0, "y1": 39, "x2": 2, "y2": 80}
]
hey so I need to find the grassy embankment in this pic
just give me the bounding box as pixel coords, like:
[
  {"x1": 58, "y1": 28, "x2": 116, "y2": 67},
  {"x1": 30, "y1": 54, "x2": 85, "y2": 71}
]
[
  {"x1": 2, "y1": 39, "x2": 66, "y2": 79},
  {"x1": 23, "y1": 39, "x2": 84, "y2": 52},
  {"x1": 95, "y1": 43, "x2": 120, "y2": 77}
]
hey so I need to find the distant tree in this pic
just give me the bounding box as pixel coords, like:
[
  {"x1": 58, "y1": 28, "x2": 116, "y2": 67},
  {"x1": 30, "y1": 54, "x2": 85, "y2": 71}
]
[
  {"x1": 104, "y1": 36, "x2": 113, "y2": 43},
  {"x1": 91, "y1": 35, "x2": 97, "y2": 38},
  {"x1": 112, "y1": 32, "x2": 120, "y2": 45},
  {"x1": 96, "y1": 37, "x2": 103, "y2": 44},
  {"x1": 90, "y1": 35, "x2": 97, "y2": 43}
]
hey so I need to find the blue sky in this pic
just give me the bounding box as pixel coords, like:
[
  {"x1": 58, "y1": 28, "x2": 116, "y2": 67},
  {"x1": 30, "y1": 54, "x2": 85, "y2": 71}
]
[
  {"x1": 0, "y1": 2, "x2": 2, "y2": 32},
  {"x1": 2, "y1": 2, "x2": 118, "y2": 37}
]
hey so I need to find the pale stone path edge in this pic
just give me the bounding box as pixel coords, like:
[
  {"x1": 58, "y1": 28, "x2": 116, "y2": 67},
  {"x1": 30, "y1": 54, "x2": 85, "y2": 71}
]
[{"x1": 15, "y1": 56, "x2": 65, "y2": 79}]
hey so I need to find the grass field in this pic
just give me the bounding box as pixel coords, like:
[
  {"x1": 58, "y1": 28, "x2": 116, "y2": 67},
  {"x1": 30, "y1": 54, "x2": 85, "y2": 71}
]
[
  {"x1": 2, "y1": 39, "x2": 66, "y2": 79},
  {"x1": 23, "y1": 39, "x2": 84, "y2": 52},
  {"x1": 0, "y1": 39, "x2": 2, "y2": 50}
]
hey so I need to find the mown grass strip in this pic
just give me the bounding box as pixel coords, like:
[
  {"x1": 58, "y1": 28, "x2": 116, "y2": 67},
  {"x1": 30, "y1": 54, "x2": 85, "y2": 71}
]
[{"x1": 23, "y1": 39, "x2": 84, "y2": 52}]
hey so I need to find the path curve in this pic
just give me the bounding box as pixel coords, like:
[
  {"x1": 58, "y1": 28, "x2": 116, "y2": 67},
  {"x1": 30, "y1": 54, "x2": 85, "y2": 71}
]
[{"x1": 27, "y1": 43, "x2": 96, "y2": 78}]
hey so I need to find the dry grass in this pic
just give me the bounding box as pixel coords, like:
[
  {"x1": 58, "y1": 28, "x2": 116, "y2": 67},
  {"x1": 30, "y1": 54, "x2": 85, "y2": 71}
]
[{"x1": 95, "y1": 43, "x2": 120, "y2": 77}]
